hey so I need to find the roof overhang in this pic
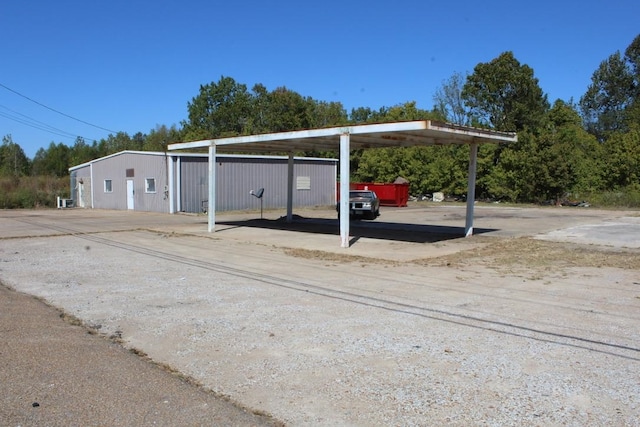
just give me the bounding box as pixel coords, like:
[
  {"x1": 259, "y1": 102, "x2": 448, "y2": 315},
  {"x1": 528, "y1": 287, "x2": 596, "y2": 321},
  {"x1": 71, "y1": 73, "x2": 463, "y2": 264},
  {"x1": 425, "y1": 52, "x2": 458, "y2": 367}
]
[{"x1": 168, "y1": 120, "x2": 517, "y2": 154}]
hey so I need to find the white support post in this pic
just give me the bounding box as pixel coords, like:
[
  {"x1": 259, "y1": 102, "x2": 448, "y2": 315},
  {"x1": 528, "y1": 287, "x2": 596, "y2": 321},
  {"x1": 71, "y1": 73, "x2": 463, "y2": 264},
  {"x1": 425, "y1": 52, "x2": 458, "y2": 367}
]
[
  {"x1": 176, "y1": 156, "x2": 182, "y2": 212},
  {"x1": 90, "y1": 163, "x2": 94, "y2": 209},
  {"x1": 339, "y1": 133, "x2": 351, "y2": 248},
  {"x1": 208, "y1": 144, "x2": 216, "y2": 233},
  {"x1": 465, "y1": 142, "x2": 478, "y2": 237},
  {"x1": 287, "y1": 152, "x2": 294, "y2": 222},
  {"x1": 168, "y1": 155, "x2": 174, "y2": 214}
]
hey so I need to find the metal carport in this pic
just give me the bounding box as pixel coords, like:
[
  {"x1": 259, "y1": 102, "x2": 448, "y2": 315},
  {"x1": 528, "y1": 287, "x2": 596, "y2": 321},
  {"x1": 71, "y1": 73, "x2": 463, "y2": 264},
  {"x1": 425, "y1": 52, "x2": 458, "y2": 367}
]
[{"x1": 168, "y1": 120, "x2": 517, "y2": 247}]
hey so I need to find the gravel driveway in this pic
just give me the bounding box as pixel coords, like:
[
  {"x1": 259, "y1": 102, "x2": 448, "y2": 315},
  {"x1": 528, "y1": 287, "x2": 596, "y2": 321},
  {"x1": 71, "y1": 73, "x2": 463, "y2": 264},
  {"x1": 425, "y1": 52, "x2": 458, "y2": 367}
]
[{"x1": 1, "y1": 206, "x2": 639, "y2": 426}]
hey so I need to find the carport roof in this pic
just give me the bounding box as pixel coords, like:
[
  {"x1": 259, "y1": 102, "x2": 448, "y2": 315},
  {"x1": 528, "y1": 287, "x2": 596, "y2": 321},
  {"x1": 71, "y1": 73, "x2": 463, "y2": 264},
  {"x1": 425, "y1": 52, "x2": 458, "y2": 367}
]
[
  {"x1": 166, "y1": 120, "x2": 518, "y2": 247},
  {"x1": 167, "y1": 120, "x2": 517, "y2": 153}
]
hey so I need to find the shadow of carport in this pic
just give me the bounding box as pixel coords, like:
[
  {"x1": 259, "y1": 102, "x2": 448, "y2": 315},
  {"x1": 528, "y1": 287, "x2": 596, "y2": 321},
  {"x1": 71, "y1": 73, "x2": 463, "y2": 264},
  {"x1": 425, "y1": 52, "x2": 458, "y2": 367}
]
[{"x1": 215, "y1": 216, "x2": 497, "y2": 245}]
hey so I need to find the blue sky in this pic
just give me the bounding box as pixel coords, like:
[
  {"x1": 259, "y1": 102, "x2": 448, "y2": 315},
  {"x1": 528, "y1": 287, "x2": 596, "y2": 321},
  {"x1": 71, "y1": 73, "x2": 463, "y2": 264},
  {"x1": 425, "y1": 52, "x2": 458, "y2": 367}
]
[{"x1": 1, "y1": 0, "x2": 638, "y2": 158}]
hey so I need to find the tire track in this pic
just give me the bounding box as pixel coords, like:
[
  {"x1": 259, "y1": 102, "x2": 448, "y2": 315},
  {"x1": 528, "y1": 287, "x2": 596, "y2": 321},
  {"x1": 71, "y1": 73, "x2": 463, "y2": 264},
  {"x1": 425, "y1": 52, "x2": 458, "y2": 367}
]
[{"x1": 10, "y1": 217, "x2": 640, "y2": 361}]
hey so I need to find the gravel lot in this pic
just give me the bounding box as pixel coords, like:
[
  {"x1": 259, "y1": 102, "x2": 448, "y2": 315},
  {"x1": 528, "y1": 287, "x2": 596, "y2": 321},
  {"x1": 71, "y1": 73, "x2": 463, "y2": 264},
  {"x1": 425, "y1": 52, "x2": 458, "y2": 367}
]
[{"x1": 1, "y1": 205, "x2": 639, "y2": 426}]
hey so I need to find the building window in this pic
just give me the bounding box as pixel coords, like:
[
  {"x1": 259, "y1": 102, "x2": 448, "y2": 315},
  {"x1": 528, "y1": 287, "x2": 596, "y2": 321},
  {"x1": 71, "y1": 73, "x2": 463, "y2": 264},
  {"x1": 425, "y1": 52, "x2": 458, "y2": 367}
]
[
  {"x1": 145, "y1": 178, "x2": 156, "y2": 193},
  {"x1": 104, "y1": 179, "x2": 113, "y2": 193}
]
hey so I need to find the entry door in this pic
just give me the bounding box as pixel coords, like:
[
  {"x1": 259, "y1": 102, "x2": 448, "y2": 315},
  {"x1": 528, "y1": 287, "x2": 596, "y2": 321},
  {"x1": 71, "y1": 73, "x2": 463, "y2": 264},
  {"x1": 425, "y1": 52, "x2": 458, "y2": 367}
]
[
  {"x1": 126, "y1": 179, "x2": 134, "y2": 210},
  {"x1": 77, "y1": 182, "x2": 85, "y2": 208}
]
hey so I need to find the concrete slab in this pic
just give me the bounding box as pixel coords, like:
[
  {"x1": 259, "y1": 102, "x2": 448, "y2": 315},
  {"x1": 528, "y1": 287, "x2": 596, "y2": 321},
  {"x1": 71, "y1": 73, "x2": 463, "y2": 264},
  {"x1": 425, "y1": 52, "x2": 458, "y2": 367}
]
[
  {"x1": 2, "y1": 203, "x2": 638, "y2": 261},
  {"x1": 537, "y1": 216, "x2": 640, "y2": 248}
]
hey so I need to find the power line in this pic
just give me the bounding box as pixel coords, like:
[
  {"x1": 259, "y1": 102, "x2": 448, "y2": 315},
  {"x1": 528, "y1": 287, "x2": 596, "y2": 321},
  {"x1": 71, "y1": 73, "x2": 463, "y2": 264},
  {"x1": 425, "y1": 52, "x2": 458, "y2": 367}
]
[
  {"x1": 0, "y1": 82, "x2": 118, "y2": 134},
  {"x1": 0, "y1": 104, "x2": 96, "y2": 142}
]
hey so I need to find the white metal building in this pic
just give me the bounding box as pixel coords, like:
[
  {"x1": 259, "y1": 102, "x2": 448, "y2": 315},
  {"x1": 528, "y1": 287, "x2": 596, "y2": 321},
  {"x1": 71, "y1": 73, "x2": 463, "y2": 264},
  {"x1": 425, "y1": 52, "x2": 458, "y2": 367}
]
[{"x1": 68, "y1": 151, "x2": 338, "y2": 214}]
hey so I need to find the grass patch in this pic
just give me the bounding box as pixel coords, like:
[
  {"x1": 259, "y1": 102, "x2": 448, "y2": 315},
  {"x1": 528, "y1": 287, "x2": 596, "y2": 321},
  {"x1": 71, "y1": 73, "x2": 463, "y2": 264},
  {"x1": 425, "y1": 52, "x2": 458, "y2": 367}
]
[
  {"x1": 579, "y1": 188, "x2": 640, "y2": 209},
  {"x1": 283, "y1": 247, "x2": 399, "y2": 266},
  {"x1": 418, "y1": 236, "x2": 640, "y2": 273}
]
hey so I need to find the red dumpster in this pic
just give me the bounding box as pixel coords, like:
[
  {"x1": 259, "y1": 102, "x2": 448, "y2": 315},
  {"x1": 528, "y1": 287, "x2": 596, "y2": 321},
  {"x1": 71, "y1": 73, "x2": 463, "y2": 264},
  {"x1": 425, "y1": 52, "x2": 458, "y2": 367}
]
[{"x1": 342, "y1": 182, "x2": 409, "y2": 207}]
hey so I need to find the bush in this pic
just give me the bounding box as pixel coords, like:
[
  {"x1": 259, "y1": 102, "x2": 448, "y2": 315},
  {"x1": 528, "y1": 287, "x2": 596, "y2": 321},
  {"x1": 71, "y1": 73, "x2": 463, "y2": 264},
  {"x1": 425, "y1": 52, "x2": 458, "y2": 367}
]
[
  {"x1": 0, "y1": 176, "x2": 69, "y2": 209},
  {"x1": 582, "y1": 187, "x2": 640, "y2": 208}
]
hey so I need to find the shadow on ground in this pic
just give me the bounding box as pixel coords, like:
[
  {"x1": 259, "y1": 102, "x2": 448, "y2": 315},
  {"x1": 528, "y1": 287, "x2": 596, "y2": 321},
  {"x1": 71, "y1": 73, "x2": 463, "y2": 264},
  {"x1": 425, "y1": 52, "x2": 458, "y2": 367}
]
[{"x1": 215, "y1": 216, "x2": 497, "y2": 244}]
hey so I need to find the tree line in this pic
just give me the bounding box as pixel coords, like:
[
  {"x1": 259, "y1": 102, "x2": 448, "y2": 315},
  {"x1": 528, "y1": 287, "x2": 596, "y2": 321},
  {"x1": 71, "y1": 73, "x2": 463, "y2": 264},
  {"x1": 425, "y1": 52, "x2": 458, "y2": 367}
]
[{"x1": 1, "y1": 33, "x2": 639, "y2": 208}]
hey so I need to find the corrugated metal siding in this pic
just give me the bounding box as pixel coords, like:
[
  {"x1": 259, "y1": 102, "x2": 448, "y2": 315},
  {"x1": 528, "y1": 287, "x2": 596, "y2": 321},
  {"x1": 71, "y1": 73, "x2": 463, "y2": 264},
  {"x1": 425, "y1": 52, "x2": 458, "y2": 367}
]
[
  {"x1": 290, "y1": 161, "x2": 337, "y2": 206},
  {"x1": 92, "y1": 152, "x2": 169, "y2": 212},
  {"x1": 178, "y1": 156, "x2": 337, "y2": 213},
  {"x1": 69, "y1": 165, "x2": 91, "y2": 208},
  {"x1": 71, "y1": 151, "x2": 336, "y2": 214},
  {"x1": 217, "y1": 157, "x2": 287, "y2": 211},
  {"x1": 178, "y1": 157, "x2": 209, "y2": 213},
  {"x1": 71, "y1": 165, "x2": 91, "y2": 179}
]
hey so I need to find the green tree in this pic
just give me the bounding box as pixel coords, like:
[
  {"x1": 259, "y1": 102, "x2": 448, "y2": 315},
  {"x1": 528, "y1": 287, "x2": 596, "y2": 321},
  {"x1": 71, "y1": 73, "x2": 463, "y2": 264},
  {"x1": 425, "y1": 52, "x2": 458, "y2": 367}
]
[
  {"x1": 460, "y1": 52, "x2": 550, "y2": 201},
  {"x1": 184, "y1": 77, "x2": 347, "y2": 148},
  {"x1": 420, "y1": 145, "x2": 469, "y2": 196},
  {"x1": 534, "y1": 101, "x2": 603, "y2": 201},
  {"x1": 482, "y1": 101, "x2": 603, "y2": 203},
  {"x1": 247, "y1": 83, "x2": 270, "y2": 134},
  {"x1": 625, "y1": 34, "x2": 640, "y2": 78},
  {"x1": 262, "y1": 87, "x2": 309, "y2": 132},
  {"x1": 481, "y1": 131, "x2": 536, "y2": 202},
  {"x1": 379, "y1": 101, "x2": 434, "y2": 122},
  {"x1": 349, "y1": 102, "x2": 440, "y2": 189},
  {"x1": 0, "y1": 135, "x2": 30, "y2": 177},
  {"x1": 353, "y1": 143, "x2": 471, "y2": 197},
  {"x1": 462, "y1": 51, "x2": 549, "y2": 132},
  {"x1": 182, "y1": 76, "x2": 253, "y2": 140},
  {"x1": 580, "y1": 51, "x2": 636, "y2": 141},
  {"x1": 349, "y1": 107, "x2": 378, "y2": 124},
  {"x1": 624, "y1": 34, "x2": 640, "y2": 130},
  {"x1": 69, "y1": 137, "x2": 98, "y2": 167},
  {"x1": 354, "y1": 147, "x2": 408, "y2": 183},
  {"x1": 349, "y1": 102, "x2": 434, "y2": 125},
  {"x1": 249, "y1": 86, "x2": 346, "y2": 134},
  {"x1": 305, "y1": 100, "x2": 347, "y2": 129},
  {"x1": 143, "y1": 125, "x2": 182, "y2": 152},
  {"x1": 601, "y1": 125, "x2": 640, "y2": 190},
  {"x1": 99, "y1": 132, "x2": 135, "y2": 155},
  {"x1": 31, "y1": 142, "x2": 70, "y2": 177},
  {"x1": 546, "y1": 101, "x2": 604, "y2": 195},
  {"x1": 131, "y1": 132, "x2": 145, "y2": 151}
]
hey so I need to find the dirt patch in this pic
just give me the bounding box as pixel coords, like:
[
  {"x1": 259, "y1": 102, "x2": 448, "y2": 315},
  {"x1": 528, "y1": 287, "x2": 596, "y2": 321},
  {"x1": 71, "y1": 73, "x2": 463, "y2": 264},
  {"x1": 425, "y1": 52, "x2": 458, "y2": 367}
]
[
  {"x1": 284, "y1": 235, "x2": 640, "y2": 273},
  {"x1": 282, "y1": 247, "x2": 401, "y2": 266},
  {"x1": 419, "y1": 236, "x2": 640, "y2": 273}
]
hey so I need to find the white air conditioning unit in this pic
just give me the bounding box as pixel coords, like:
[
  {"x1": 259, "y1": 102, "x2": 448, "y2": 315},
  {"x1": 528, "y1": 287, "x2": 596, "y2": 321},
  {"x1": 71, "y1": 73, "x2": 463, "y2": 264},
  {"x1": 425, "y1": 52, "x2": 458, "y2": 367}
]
[{"x1": 57, "y1": 197, "x2": 74, "y2": 208}]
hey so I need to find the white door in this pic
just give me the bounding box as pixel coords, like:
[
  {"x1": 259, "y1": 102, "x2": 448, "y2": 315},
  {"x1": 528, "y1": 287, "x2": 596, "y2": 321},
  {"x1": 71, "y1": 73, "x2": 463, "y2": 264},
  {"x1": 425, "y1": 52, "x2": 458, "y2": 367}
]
[
  {"x1": 77, "y1": 182, "x2": 85, "y2": 208},
  {"x1": 126, "y1": 179, "x2": 134, "y2": 210}
]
